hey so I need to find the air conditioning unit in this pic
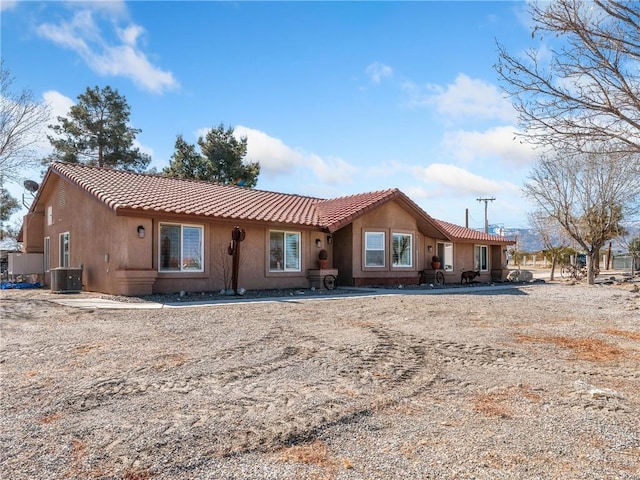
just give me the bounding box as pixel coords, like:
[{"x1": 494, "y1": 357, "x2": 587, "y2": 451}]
[{"x1": 50, "y1": 267, "x2": 82, "y2": 293}]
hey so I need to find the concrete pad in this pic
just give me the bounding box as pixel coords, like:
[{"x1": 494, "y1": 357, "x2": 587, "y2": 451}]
[{"x1": 50, "y1": 298, "x2": 164, "y2": 309}]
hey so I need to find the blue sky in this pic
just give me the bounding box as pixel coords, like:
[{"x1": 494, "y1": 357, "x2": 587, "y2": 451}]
[{"x1": 2, "y1": 0, "x2": 541, "y2": 230}]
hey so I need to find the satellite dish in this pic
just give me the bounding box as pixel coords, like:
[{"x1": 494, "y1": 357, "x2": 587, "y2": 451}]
[{"x1": 23, "y1": 179, "x2": 39, "y2": 193}]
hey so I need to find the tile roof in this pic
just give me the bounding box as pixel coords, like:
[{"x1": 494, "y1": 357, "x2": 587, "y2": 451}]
[
  {"x1": 315, "y1": 188, "x2": 403, "y2": 232},
  {"x1": 50, "y1": 163, "x2": 322, "y2": 227},
  {"x1": 434, "y1": 219, "x2": 515, "y2": 244},
  {"x1": 41, "y1": 163, "x2": 512, "y2": 244}
]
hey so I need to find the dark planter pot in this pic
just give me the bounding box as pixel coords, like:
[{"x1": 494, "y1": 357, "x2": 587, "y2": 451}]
[
  {"x1": 317, "y1": 259, "x2": 329, "y2": 269},
  {"x1": 431, "y1": 262, "x2": 441, "y2": 269}
]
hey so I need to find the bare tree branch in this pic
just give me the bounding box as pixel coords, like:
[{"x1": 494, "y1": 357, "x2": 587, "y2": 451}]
[
  {"x1": 496, "y1": 0, "x2": 640, "y2": 155},
  {"x1": 523, "y1": 146, "x2": 640, "y2": 283},
  {"x1": 0, "y1": 60, "x2": 50, "y2": 182}
]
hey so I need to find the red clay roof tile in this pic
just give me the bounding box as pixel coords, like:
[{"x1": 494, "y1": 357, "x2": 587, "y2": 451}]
[
  {"x1": 51, "y1": 163, "x2": 323, "y2": 227},
  {"x1": 434, "y1": 218, "x2": 514, "y2": 244},
  {"x1": 45, "y1": 163, "x2": 512, "y2": 244}
]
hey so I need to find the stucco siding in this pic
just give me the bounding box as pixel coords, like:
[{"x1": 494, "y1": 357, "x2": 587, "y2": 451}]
[{"x1": 349, "y1": 200, "x2": 422, "y2": 285}]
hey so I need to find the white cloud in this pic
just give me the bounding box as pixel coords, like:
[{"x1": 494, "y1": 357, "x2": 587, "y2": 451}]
[
  {"x1": 36, "y1": 7, "x2": 178, "y2": 94},
  {"x1": 233, "y1": 126, "x2": 302, "y2": 174},
  {"x1": 43, "y1": 90, "x2": 74, "y2": 119},
  {"x1": 195, "y1": 126, "x2": 358, "y2": 185},
  {"x1": 117, "y1": 24, "x2": 145, "y2": 46},
  {"x1": 402, "y1": 185, "x2": 439, "y2": 200},
  {"x1": 442, "y1": 125, "x2": 538, "y2": 166},
  {"x1": 15, "y1": 90, "x2": 75, "y2": 158},
  {"x1": 306, "y1": 153, "x2": 358, "y2": 184},
  {"x1": 0, "y1": 0, "x2": 17, "y2": 12},
  {"x1": 365, "y1": 62, "x2": 393, "y2": 84},
  {"x1": 404, "y1": 73, "x2": 516, "y2": 122},
  {"x1": 413, "y1": 163, "x2": 503, "y2": 195}
]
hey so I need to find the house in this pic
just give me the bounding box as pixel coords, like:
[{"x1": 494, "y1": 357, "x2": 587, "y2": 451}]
[{"x1": 20, "y1": 163, "x2": 515, "y2": 295}]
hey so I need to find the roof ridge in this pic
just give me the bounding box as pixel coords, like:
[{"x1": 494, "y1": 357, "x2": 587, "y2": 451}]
[
  {"x1": 316, "y1": 187, "x2": 399, "y2": 204},
  {"x1": 51, "y1": 162, "x2": 325, "y2": 201}
]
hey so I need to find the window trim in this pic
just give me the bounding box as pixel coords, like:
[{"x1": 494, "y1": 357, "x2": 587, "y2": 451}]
[
  {"x1": 44, "y1": 236, "x2": 50, "y2": 272},
  {"x1": 364, "y1": 231, "x2": 386, "y2": 268},
  {"x1": 269, "y1": 230, "x2": 301, "y2": 272},
  {"x1": 59, "y1": 232, "x2": 70, "y2": 268},
  {"x1": 158, "y1": 223, "x2": 204, "y2": 273},
  {"x1": 474, "y1": 244, "x2": 489, "y2": 272},
  {"x1": 391, "y1": 232, "x2": 413, "y2": 268}
]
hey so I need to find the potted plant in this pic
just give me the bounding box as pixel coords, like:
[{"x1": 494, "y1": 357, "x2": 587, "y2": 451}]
[
  {"x1": 317, "y1": 249, "x2": 329, "y2": 269},
  {"x1": 431, "y1": 255, "x2": 441, "y2": 270}
]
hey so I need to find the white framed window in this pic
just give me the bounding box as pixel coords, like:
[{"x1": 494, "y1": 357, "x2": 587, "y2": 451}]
[
  {"x1": 159, "y1": 223, "x2": 203, "y2": 272},
  {"x1": 59, "y1": 232, "x2": 70, "y2": 267},
  {"x1": 437, "y1": 242, "x2": 454, "y2": 271},
  {"x1": 475, "y1": 245, "x2": 488, "y2": 271},
  {"x1": 44, "y1": 237, "x2": 50, "y2": 272},
  {"x1": 269, "y1": 231, "x2": 300, "y2": 271},
  {"x1": 364, "y1": 231, "x2": 385, "y2": 267},
  {"x1": 392, "y1": 233, "x2": 412, "y2": 267}
]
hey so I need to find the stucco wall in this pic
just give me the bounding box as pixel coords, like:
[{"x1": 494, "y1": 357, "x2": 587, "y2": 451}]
[
  {"x1": 349, "y1": 201, "x2": 423, "y2": 285},
  {"x1": 27, "y1": 172, "x2": 510, "y2": 294},
  {"x1": 28, "y1": 175, "x2": 341, "y2": 295},
  {"x1": 443, "y1": 242, "x2": 507, "y2": 284},
  {"x1": 151, "y1": 221, "x2": 329, "y2": 294},
  {"x1": 35, "y1": 176, "x2": 148, "y2": 294}
]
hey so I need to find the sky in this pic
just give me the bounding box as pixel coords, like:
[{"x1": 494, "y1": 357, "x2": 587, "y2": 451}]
[{"x1": 1, "y1": 0, "x2": 543, "y2": 231}]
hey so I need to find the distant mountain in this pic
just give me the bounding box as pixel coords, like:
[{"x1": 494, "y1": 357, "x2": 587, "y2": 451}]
[{"x1": 483, "y1": 223, "x2": 640, "y2": 254}]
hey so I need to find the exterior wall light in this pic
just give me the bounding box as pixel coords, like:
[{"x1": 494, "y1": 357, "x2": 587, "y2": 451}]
[
  {"x1": 327, "y1": 235, "x2": 332, "y2": 245},
  {"x1": 137, "y1": 225, "x2": 145, "y2": 238}
]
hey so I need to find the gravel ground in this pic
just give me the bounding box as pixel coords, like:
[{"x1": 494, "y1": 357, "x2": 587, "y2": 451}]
[{"x1": 1, "y1": 278, "x2": 639, "y2": 479}]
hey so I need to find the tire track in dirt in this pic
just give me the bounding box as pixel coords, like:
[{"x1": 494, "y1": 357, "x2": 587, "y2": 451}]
[
  {"x1": 14, "y1": 315, "x2": 638, "y2": 469},
  {"x1": 48, "y1": 322, "x2": 443, "y2": 460}
]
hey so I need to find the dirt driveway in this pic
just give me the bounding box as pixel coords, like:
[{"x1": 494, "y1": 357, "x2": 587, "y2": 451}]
[{"x1": 1, "y1": 282, "x2": 639, "y2": 479}]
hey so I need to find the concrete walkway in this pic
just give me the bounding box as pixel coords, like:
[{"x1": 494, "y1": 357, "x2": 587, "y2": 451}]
[
  {"x1": 49, "y1": 281, "x2": 549, "y2": 310},
  {"x1": 40, "y1": 268, "x2": 636, "y2": 310}
]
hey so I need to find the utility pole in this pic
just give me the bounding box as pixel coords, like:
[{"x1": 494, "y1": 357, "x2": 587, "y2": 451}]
[{"x1": 476, "y1": 197, "x2": 495, "y2": 233}]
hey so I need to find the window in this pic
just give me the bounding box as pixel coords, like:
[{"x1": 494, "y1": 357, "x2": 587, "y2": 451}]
[
  {"x1": 47, "y1": 206, "x2": 53, "y2": 226},
  {"x1": 44, "y1": 237, "x2": 50, "y2": 272},
  {"x1": 475, "y1": 245, "x2": 488, "y2": 271},
  {"x1": 270, "y1": 231, "x2": 300, "y2": 271},
  {"x1": 437, "y1": 242, "x2": 454, "y2": 271},
  {"x1": 159, "y1": 224, "x2": 203, "y2": 272},
  {"x1": 392, "y1": 233, "x2": 412, "y2": 267},
  {"x1": 59, "y1": 232, "x2": 70, "y2": 267},
  {"x1": 365, "y1": 232, "x2": 385, "y2": 267}
]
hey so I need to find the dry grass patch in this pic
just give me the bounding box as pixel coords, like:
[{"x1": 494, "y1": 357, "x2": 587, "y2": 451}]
[
  {"x1": 278, "y1": 439, "x2": 355, "y2": 479},
  {"x1": 604, "y1": 328, "x2": 640, "y2": 341},
  {"x1": 123, "y1": 469, "x2": 153, "y2": 480},
  {"x1": 152, "y1": 353, "x2": 189, "y2": 371},
  {"x1": 516, "y1": 334, "x2": 625, "y2": 361},
  {"x1": 473, "y1": 391, "x2": 513, "y2": 418},
  {"x1": 38, "y1": 412, "x2": 62, "y2": 424},
  {"x1": 332, "y1": 386, "x2": 358, "y2": 398},
  {"x1": 69, "y1": 438, "x2": 87, "y2": 477},
  {"x1": 73, "y1": 344, "x2": 101, "y2": 355},
  {"x1": 349, "y1": 320, "x2": 377, "y2": 328},
  {"x1": 473, "y1": 384, "x2": 542, "y2": 419},
  {"x1": 279, "y1": 440, "x2": 332, "y2": 467}
]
